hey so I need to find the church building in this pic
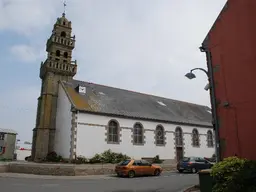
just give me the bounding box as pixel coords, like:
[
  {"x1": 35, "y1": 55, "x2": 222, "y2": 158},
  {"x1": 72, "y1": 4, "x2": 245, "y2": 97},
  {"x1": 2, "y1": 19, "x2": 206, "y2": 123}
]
[{"x1": 31, "y1": 13, "x2": 215, "y2": 162}]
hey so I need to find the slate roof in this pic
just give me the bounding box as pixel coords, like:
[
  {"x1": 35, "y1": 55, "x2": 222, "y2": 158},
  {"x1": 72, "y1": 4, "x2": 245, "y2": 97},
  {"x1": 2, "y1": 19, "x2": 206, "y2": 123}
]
[
  {"x1": 61, "y1": 79, "x2": 212, "y2": 127},
  {"x1": 0, "y1": 128, "x2": 17, "y2": 135}
]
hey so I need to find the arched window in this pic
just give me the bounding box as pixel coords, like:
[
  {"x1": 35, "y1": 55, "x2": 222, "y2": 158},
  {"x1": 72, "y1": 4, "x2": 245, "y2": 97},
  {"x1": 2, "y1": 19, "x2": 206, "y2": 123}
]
[
  {"x1": 56, "y1": 50, "x2": 60, "y2": 57},
  {"x1": 175, "y1": 127, "x2": 183, "y2": 146},
  {"x1": 133, "y1": 123, "x2": 143, "y2": 145},
  {"x1": 192, "y1": 129, "x2": 200, "y2": 147},
  {"x1": 64, "y1": 52, "x2": 68, "y2": 58},
  {"x1": 155, "y1": 125, "x2": 165, "y2": 145},
  {"x1": 207, "y1": 130, "x2": 214, "y2": 147},
  {"x1": 60, "y1": 31, "x2": 66, "y2": 37},
  {"x1": 107, "y1": 120, "x2": 119, "y2": 143}
]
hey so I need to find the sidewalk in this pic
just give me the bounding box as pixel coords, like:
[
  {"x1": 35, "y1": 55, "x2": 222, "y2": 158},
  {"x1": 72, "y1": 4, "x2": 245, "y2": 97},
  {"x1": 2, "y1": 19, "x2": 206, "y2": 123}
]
[
  {"x1": 182, "y1": 185, "x2": 200, "y2": 192},
  {"x1": 0, "y1": 172, "x2": 117, "y2": 180}
]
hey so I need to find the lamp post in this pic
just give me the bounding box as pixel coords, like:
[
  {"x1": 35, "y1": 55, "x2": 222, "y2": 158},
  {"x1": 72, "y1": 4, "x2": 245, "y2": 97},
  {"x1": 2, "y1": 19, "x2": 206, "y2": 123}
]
[{"x1": 185, "y1": 67, "x2": 220, "y2": 163}]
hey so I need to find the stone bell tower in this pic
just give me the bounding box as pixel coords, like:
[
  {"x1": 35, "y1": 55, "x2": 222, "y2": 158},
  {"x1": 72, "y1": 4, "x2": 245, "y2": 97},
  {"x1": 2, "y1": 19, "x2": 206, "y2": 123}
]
[{"x1": 31, "y1": 12, "x2": 77, "y2": 161}]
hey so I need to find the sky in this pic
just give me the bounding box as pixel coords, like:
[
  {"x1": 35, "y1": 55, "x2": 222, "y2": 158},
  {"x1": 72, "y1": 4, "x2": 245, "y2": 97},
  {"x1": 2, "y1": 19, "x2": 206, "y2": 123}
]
[{"x1": 0, "y1": 0, "x2": 227, "y2": 142}]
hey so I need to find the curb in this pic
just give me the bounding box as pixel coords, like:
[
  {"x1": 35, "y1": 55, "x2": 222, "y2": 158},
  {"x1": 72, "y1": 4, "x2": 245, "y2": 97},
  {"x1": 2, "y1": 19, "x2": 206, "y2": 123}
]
[
  {"x1": 0, "y1": 173, "x2": 118, "y2": 180},
  {"x1": 0, "y1": 171, "x2": 176, "y2": 180},
  {"x1": 181, "y1": 185, "x2": 200, "y2": 192}
]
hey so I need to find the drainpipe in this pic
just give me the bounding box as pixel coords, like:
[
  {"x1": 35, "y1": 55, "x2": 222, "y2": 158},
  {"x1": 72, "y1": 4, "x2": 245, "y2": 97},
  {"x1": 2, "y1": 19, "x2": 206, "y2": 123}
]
[{"x1": 200, "y1": 46, "x2": 221, "y2": 163}]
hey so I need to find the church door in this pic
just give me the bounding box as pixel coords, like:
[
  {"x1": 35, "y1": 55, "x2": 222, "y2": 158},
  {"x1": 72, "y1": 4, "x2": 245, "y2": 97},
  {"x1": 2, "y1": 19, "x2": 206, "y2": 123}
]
[{"x1": 176, "y1": 147, "x2": 183, "y2": 162}]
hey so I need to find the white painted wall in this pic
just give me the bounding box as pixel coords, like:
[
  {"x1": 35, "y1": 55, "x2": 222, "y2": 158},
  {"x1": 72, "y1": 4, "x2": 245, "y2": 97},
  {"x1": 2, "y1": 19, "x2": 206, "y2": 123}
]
[
  {"x1": 15, "y1": 143, "x2": 32, "y2": 161},
  {"x1": 54, "y1": 84, "x2": 72, "y2": 159},
  {"x1": 16, "y1": 150, "x2": 31, "y2": 161},
  {"x1": 76, "y1": 113, "x2": 215, "y2": 160}
]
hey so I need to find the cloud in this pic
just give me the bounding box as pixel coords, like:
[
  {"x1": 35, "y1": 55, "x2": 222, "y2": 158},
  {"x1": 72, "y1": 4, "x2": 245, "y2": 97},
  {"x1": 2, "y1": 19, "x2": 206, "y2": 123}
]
[
  {"x1": 0, "y1": 0, "x2": 227, "y2": 141},
  {"x1": 0, "y1": 85, "x2": 39, "y2": 141},
  {"x1": 0, "y1": 0, "x2": 58, "y2": 35},
  {"x1": 10, "y1": 44, "x2": 45, "y2": 63}
]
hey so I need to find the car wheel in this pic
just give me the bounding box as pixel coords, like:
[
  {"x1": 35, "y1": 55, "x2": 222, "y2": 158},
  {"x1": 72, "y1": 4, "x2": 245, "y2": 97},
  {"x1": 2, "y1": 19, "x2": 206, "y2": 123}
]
[
  {"x1": 178, "y1": 169, "x2": 184, "y2": 173},
  {"x1": 128, "y1": 170, "x2": 135, "y2": 178},
  {"x1": 191, "y1": 168, "x2": 197, "y2": 173},
  {"x1": 154, "y1": 169, "x2": 161, "y2": 176}
]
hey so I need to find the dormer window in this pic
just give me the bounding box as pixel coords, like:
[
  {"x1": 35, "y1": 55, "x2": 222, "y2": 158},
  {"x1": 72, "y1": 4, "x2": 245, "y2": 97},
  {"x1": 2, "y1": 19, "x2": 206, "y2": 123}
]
[
  {"x1": 75, "y1": 85, "x2": 86, "y2": 95},
  {"x1": 63, "y1": 22, "x2": 66, "y2": 25}
]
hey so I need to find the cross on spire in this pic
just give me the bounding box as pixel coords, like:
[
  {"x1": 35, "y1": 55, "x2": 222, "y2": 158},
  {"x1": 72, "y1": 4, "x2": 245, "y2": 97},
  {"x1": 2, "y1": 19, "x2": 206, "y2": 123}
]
[{"x1": 63, "y1": 1, "x2": 67, "y2": 17}]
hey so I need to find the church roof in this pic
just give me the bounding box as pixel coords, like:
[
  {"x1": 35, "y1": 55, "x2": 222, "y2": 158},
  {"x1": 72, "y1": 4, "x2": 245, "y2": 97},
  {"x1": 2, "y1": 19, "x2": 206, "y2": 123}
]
[{"x1": 61, "y1": 79, "x2": 212, "y2": 127}]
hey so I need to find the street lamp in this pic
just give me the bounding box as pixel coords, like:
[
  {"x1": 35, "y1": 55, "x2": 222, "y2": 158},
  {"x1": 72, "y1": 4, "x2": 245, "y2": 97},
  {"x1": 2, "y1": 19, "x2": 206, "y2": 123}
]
[
  {"x1": 185, "y1": 68, "x2": 209, "y2": 79},
  {"x1": 185, "y1": 68, "x2": 210, "y2": 91},
  {"x1": 185, "y1": 67, "x2": 220, "y2": 163}
]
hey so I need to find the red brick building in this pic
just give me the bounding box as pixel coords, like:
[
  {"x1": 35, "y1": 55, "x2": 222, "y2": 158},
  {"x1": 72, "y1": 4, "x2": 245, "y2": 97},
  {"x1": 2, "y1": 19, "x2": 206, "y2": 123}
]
[{"x1": 201, "y1": 0, "x2": 256, "y2": 160}]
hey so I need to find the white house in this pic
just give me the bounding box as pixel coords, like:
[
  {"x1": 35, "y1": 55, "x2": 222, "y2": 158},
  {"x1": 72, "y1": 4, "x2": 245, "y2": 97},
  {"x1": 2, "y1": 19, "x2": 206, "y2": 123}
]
[{"x1": 54, "y1": 80, "x2": 215, "y2": 162}]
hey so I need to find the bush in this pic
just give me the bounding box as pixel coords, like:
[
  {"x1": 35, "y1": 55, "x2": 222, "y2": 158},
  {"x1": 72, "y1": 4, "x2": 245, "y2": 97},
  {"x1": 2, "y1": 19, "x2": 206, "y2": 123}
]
[
  {"x1": 152, "y1": 155, "x2": 163, "y2": 164},
  {"x1": 45, "y1": 151, "x2": 63, "y2": 162},
  {"x1": 89, "y1": 153, "x2": 103, "y2": 164},
  {"x1": 72, "y1": 156, "x2": 88, "y2": 164},
  {"x1": 211, "y1": 156, "x2": 256, "y2": 192},
  {"x1": 88, "y1": 149, "x2": 130, "y2": 164},
  {"x1": 229, "y1": 160, "x2": 256, "y2": 192}
]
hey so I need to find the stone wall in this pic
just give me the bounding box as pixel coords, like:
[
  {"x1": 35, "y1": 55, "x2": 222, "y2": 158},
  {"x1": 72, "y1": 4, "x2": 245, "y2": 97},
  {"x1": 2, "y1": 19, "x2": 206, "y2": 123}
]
[
  {"x1": 2, "y1": 162, "x2": 176, "y2": 176},
  {"x1": 0, "y1": 164, "x2": 8, "y2": 173},
  {"x1": 8, "y1": 163, "x2": 75, "y2": 176}
]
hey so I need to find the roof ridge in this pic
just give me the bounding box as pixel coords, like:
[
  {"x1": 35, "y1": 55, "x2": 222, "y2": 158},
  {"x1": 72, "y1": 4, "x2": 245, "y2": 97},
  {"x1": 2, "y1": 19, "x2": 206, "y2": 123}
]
[{"x1": 72, "y1": 79, "x2": 210, "y2": 108}]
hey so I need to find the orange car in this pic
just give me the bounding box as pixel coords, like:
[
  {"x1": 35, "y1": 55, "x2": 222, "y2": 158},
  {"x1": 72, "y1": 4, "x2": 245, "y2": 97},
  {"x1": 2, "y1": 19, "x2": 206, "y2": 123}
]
[{"x1": 115, "y1": 159, "x2": 163, "y2": 178}]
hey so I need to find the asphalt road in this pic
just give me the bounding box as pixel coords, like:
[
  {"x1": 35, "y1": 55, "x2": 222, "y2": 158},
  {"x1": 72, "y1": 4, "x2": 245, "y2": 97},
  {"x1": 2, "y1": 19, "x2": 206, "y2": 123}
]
[{"x1": 0, "y1": 172, "x2": 198, "y2": 192}]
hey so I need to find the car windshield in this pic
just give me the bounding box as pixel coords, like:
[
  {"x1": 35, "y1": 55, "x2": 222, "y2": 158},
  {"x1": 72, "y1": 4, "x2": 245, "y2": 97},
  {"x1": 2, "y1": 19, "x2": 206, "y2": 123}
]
[
  {"x1": 182, "y1": 157, "x2": 190, "y2": 162},
  {"x1": 118, "y1": 160, "x2": 131, "y2": 166}
]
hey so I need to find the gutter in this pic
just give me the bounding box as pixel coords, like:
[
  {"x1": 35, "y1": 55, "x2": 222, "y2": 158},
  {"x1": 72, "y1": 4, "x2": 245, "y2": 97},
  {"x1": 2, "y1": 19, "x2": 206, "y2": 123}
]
[
  {"x1": 73, "y1": 108, "x2": 213, "y2": 128},
  {"x1": 200, "y1": 45, "x2": 221, "y2": 162}
]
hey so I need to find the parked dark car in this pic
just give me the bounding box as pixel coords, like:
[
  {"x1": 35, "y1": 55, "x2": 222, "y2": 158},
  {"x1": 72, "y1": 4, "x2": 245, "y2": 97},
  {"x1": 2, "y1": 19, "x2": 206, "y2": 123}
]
[
  {"x1": 177, "y1": 157, "x2": 214, "y2": 173},
  {"x1": 204, "y1": 157, "x2": 216, "y2": 163}
]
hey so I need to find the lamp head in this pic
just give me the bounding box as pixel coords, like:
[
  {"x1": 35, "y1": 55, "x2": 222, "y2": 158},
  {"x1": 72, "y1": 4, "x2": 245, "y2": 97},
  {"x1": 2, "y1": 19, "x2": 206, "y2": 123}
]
[
  {"x1": 185, "y1": 72, "x2": 196, "y2": 80},
  {"x1": 199, "y1": 46, "x2": 206, "y2": 52}
]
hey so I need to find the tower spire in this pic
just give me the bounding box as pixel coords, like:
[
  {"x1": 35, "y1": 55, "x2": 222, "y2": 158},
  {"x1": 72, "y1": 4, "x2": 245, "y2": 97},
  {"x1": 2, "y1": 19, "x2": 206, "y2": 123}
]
[
  {"x1": 63, "y1": 1, "x2": 67, "y2": 17},
  {"x1": 32, "y1": 2, "x2": 77, "y2": 161}
]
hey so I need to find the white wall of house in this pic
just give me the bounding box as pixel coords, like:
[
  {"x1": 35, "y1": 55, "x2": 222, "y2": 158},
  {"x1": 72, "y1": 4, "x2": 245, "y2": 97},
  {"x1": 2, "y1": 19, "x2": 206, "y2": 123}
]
[
  {"x1": 76, "y1": 113, "x2": 215, "y2": 160},
  {"x1": 16, "y1": 150, "x2": 31, "y2": 161},
  {"x1": 15, "y1": 143, "x2": 32, "y2": 161},
  {"x1": 54, "y1": 84, "x2": 72, "y2": 159}
]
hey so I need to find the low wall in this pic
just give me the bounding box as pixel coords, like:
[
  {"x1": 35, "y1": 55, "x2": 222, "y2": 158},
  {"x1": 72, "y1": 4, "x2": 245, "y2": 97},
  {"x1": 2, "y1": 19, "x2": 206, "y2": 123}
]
[
  {"x1": 0, "y1": 164, "x2": 8, "y2": 173},
  {"x1": 3, "y1": 162, "x2": 176, "y2": 176},
  {"x1": 8, "y1": 163, "x2": 76, "y2": 176}
]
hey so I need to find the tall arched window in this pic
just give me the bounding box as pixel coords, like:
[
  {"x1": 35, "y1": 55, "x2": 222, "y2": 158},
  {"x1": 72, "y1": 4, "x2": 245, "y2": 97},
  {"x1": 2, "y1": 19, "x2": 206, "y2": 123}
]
[
  {"x1": 60, "y1": 31, "x2": 66, "y2": 37},
  {"x1": 155, "y1": 125, "x2": 165, "y2": 145},
  {"x1": 56, "y1": 50, "x2": 60, "y2": 57},
  {"x1": 207, "y1": 130, "x2": 214, "y2": 147},
  {"x1": 64, "y1": 52, "x2": 68, "y2": 58},
  {"x1": 107, "y1": 120, "x2": 119, "y2": 143},
  {"x1": 175, "y1": 127, "x2": 183, "y2": 146},
  {"x1": 133, "y1": 123, "x2": 143, "y2": 145},
  {"x1": 192, "y1": 129, "x2": 200, "y2": 147}
]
